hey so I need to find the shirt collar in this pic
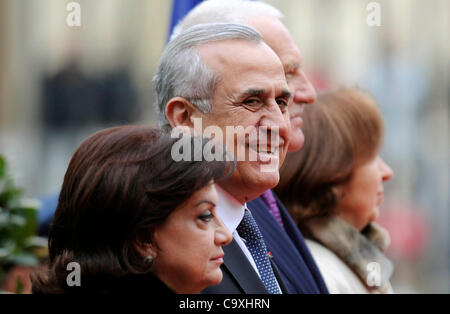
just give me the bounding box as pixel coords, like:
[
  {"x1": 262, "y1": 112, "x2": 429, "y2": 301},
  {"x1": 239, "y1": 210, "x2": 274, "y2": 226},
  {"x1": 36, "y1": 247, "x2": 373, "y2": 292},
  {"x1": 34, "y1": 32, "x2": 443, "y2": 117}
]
[{"x1": 215, "y1": 184, "x2": 246, "y2": 233}]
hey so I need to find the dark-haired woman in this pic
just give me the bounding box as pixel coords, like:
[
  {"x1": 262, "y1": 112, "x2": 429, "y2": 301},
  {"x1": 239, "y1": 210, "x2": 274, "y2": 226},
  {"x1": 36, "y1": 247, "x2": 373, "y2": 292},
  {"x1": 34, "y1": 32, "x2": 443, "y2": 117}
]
[
  {"x1": 275, "y1": 88, "x2": 394, "y2": 293},
  {"x1": 32, "y1": 126, "x2": 233, "y2": 294}
]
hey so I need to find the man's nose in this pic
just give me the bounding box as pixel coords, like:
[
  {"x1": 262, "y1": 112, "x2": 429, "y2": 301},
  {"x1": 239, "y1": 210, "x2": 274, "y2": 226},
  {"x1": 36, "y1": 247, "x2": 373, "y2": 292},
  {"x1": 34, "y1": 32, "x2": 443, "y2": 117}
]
[
  {"x1": 261, "y1": 101, "x2": 290, "y2": 141},
  {"x1": 292, "y1": 71, "x2": 317, "y2": 105}
]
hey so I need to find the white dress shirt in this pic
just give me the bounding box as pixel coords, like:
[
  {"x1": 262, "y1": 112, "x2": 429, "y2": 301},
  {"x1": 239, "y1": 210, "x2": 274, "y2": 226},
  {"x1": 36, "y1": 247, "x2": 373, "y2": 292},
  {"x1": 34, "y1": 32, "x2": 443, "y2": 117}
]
[{"x1": 215, "y1": 185, "x2": 283, "y2": 293}]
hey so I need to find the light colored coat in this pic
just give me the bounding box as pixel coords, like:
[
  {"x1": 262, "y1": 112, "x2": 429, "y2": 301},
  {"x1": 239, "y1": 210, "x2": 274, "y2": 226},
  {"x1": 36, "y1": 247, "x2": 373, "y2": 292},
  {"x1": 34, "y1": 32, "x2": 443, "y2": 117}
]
[{"x1": 303, "y1": 216, "x2": 394, "y2": 294}]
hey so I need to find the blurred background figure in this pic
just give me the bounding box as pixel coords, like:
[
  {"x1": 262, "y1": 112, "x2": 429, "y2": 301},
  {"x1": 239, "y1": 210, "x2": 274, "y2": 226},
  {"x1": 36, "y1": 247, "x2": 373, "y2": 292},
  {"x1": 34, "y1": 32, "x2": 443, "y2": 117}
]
[
  {"x1": 0, "y1": 0, "x2": 448, "y2": 293},
  {"x1": 39, "y1": 59, "x2": 139, "y2": 206},
  {"x1": 275, "y1": 87, "x2": 394, "y2": 293}
]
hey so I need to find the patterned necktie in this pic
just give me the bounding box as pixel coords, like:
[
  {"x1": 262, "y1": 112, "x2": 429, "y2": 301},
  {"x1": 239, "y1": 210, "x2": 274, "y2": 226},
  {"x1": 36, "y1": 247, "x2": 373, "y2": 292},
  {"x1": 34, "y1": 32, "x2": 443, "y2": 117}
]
[
  {"x1": 237, "y1": 209, "x2": 282, "y2": 294},
  {"x1": 261, "y1": 190, "x2": 284, "y2": 230}
]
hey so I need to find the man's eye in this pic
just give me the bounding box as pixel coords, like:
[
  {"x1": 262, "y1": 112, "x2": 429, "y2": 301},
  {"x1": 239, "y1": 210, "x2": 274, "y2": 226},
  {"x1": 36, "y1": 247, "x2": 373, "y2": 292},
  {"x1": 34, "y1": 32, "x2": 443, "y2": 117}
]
[
  {"x1": 241, "y1": 98, "x2": 263, "y2": 112},
  {"x1": 199, "y1": 210, "x2": 214, "y2": 222},
  {"x1": 243, "y1": 98, "x2": 262, "y2": 106}
]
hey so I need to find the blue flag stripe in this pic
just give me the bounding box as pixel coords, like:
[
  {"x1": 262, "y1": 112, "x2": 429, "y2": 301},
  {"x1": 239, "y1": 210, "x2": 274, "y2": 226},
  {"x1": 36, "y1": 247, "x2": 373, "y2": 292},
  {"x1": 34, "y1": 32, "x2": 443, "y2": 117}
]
[{"x1": 168, "y1": 0, "x2": 204, "y2": 40}]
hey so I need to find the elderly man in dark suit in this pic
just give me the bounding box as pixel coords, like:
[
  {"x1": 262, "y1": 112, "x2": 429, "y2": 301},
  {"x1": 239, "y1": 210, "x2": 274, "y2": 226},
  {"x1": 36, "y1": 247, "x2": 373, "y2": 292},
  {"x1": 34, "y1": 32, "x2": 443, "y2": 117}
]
[{"x1": 169, "y1": 0, "x2": 328, "y2": 294}]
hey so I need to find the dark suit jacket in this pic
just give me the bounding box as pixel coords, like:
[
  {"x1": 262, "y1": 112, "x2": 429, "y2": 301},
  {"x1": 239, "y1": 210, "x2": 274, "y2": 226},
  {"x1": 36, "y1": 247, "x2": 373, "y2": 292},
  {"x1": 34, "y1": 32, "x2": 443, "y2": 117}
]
[
  {"x1": 247, "y1": 193, "x2": 329, "y2": 294},
  {"x1": 202, "y1": 239, "x2": 289, "y2": 294}
]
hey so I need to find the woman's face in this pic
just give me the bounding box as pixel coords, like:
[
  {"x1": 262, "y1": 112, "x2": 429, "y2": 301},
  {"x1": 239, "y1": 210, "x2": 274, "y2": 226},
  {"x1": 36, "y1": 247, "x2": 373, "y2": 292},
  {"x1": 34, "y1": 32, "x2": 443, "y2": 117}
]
[
  {"x1": 336, "y1": 156, "x2": 393, "y2": 231},
  {"x1": 150, "y1": 182, "x2": 232, "y2": 294}
]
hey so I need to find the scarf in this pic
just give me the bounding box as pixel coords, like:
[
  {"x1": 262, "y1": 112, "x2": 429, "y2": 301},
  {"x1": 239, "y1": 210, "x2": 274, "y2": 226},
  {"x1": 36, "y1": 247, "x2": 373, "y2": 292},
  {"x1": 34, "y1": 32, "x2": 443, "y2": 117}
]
[{"x1": 303, "y1": 215, "x2": 394, "y2": 293}]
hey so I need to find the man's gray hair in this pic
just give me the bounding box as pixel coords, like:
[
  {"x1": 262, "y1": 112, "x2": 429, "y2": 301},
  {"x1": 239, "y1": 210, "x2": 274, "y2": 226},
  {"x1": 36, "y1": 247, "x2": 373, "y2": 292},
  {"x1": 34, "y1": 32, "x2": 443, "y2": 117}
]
[
  {"x1": 171, "y1": 0, "x2": 283, "y2": 41},
  {"x1": 154, "y1": 23, "x2": 262, "y2": 127}
]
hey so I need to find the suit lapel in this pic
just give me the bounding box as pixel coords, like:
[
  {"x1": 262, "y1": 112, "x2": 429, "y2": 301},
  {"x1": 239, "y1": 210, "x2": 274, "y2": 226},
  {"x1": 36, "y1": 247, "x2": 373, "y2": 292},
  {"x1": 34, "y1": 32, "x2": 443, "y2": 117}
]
[
  {"x1": 270, "y1": 258, "x2": 289, "y2": 294},
  {"x1": 274, "y1": 195, "x2": 329, "y2": 294},
  {"x1": 250, "y1": 196, "x2": 323, "y2": 293},
  {"x1": 222, "y1": 239, "x2": 268, "y2": 294}
]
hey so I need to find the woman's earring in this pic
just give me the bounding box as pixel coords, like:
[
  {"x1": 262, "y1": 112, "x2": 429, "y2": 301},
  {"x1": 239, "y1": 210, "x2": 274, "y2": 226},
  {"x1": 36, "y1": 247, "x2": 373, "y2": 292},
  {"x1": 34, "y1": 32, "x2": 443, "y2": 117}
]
[{"x1": 144, "y1": 255, "x2": 154, "y2": 264}]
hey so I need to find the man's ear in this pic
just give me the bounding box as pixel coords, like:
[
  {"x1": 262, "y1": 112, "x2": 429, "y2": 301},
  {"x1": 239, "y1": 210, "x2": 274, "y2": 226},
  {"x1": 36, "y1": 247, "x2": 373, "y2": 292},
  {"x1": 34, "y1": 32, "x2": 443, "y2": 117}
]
[{"x1": 165, "y1": 97, "x2": 199, "y2": 128}]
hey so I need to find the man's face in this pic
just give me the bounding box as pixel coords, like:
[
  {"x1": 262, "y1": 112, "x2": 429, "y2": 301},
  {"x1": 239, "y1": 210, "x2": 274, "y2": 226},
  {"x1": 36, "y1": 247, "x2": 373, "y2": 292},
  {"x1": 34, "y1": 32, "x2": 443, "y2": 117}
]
[
  {"x1": 249, "y1": 17, "x2": 317, "y2": 152},
  {"x1": 196, "y1": 40, "x2": 291, "y2": 204}
]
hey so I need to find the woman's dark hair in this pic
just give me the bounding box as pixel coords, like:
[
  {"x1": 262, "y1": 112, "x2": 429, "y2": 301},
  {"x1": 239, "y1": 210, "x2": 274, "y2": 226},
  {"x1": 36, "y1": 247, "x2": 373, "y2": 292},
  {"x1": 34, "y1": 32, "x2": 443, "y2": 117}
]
[
  {"x1": 31, "y1": 125, "x2": 233, "y2": 293},
  {"x1": 275, "y1": 87, "x2": 383, "y2": 223}
]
